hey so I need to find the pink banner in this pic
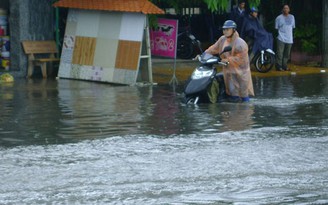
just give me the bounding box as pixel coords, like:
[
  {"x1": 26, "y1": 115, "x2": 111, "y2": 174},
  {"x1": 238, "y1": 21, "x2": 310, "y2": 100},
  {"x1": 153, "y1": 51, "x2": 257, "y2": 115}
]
[{"x1": 150, "y1": 18, "x2": 178, "y2": 58}]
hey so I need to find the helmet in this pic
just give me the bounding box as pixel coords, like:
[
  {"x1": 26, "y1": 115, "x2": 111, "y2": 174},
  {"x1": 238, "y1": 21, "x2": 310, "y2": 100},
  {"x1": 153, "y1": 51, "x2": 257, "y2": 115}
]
[
  {"x1": 250, "y1": 7, "x2": 258, "y2": 12},
  {"x1": 222, "y1": 20, "x2": 237, "y2": 29}
]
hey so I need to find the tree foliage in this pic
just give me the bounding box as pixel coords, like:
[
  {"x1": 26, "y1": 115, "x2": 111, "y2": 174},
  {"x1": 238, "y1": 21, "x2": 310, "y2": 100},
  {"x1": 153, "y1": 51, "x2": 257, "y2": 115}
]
[
  {"x1": 203, "y1": 0, "x2": 229, "y2": 12},
  {"x1": 204, "y1": 0, "x2": 261, "y2": 12},
  {"x1": 151, "y1": 0, "x2": 261, "y2": 13}
]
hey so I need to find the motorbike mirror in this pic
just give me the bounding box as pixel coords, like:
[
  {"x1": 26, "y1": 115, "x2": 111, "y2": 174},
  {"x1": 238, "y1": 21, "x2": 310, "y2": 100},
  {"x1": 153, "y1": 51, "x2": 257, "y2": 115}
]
[{"x1": 221, "y1": 46, "x2": 232, "y2": 54}]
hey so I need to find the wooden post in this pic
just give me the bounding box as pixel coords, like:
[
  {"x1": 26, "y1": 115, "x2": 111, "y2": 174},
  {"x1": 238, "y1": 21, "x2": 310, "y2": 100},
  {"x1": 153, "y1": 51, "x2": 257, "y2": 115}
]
[
  {"x1": 323, "y1": 0, "x2": 328, "y2": 67},
  {"x1": 145, "y1": 17, "x2": 153, "y2": 83},
  {"x1": 138, "y1": 17, "x2": 153, "y2": 84}
]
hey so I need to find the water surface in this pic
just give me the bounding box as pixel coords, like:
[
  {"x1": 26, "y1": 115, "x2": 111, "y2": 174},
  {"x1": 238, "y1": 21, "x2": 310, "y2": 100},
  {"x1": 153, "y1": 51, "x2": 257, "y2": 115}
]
[{"x1": 1, "y1": 74, "x2": 328, "y2": 204}]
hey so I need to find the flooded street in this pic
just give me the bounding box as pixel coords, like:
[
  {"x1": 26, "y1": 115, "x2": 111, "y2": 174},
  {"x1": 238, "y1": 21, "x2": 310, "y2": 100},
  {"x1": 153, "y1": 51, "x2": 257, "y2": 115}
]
[{"x1": 1, "y1": 74, "x2": 328, "y2": 204}]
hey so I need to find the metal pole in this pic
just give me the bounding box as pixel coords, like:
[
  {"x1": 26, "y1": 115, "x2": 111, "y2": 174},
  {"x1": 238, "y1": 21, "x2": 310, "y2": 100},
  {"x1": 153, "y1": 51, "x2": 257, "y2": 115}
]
[
  {"x1": 169, "y1": 58, "x2": 178, "y2": 85},
  {"x1": 169, "y1": 19, "x2": 179, "y2": 86}
]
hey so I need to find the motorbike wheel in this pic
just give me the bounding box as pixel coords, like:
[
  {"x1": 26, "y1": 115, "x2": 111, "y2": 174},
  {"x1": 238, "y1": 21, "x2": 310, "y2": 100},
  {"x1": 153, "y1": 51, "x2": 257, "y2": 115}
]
[
  {"x1": 254, "y1": 52, "x2": 275, "y2": 73},
  {"x1": 184, "y1": 96, "x2": 199, "y2": 104},
  {"x1": 177, "y1": 38, "x2": 194, "y2": 59}
]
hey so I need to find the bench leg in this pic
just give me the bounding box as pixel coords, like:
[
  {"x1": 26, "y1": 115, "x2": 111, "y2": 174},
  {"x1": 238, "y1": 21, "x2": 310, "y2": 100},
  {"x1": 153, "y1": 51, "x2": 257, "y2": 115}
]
[
  {"x1": 41, "y1": 62, "x2": 47, "y2": 78},
  {"x1": 27, "y1": 62, "x2": 34, "y2": 78}
]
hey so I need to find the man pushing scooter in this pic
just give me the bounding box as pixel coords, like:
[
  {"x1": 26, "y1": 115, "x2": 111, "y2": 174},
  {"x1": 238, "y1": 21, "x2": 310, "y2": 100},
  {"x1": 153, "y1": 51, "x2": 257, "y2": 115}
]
[{"x1": 205, "y1": 20, "x2": 254, "y2": 102}]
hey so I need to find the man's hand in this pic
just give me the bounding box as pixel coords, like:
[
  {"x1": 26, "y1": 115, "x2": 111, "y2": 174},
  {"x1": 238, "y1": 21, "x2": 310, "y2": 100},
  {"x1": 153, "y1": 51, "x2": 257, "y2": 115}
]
[
  {"x1": 221, "y1": 58, "x2": 229, "y2": 64},
  {"x1": 218, "y1": 58, "x2": 229, "y2": 66}
]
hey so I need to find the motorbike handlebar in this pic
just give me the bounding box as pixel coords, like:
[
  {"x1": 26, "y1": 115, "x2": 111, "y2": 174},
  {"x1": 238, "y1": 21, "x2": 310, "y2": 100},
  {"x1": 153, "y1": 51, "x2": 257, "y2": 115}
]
[
  {"x1": 218, "y1": 61, "x2": 229, "y2": 66},
  {"x1": 192, "y1": 54, "x2": 229, "y2": 66},
  {"x1": 192, "y1": 54, "x2": 201, "y2": 61}
]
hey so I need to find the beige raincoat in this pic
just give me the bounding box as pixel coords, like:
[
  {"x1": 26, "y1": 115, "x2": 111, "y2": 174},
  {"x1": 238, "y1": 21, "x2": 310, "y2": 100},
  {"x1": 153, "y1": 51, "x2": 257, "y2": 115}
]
[{"x1": 205, "y1": 31, "x2": 254, "y2": 98}]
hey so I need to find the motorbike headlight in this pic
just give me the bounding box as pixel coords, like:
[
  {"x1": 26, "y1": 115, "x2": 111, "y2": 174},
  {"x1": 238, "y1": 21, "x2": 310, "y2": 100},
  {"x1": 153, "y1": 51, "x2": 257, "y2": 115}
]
[{"x1": 191, "y1": 69, "x2": 213, "y2": 80}]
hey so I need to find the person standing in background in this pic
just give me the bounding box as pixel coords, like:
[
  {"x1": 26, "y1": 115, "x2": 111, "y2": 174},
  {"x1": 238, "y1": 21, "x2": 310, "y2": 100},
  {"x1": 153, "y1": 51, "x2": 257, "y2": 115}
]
[
  {"x1": 275, "y1": 4, "x2": 295, "y2": 71},
  {"x1": 230, "y1": 0, "x2": 247, "y2": 34}
]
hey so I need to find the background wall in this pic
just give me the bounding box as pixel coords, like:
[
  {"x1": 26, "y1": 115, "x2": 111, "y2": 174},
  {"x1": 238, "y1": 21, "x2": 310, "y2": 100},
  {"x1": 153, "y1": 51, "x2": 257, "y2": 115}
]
[
  {"x1": 0, "y1": 1, "x2": 9, "y2": 10},
  {"x1": 10, "y1": 0, "x2": 54, "y2": 77}
]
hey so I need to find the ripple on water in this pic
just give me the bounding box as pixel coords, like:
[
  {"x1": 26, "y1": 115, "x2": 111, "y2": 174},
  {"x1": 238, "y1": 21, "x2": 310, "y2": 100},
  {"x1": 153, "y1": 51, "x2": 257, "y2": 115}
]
[
  {"x1": 252, "y1": 96, "x2": 328, "y2": 108},
  {"x1": 1, "y1": 128, "x2": 328, "y2": 204}
]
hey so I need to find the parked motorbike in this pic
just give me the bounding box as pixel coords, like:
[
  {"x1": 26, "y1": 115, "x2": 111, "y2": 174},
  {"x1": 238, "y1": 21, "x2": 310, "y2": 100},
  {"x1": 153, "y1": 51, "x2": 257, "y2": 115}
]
[
  {"x1": 251, "y1": 48, "x2": 275, "y2": 73},
  {"x1": 182, "y1": 46, "x2": 232, "y2": 104},
  {"x1": 177, "y1": 26, "x2": 203, "y2": 59},
  {"x1": 246, "y1": 38, "x2": 275, "y2": 73}
]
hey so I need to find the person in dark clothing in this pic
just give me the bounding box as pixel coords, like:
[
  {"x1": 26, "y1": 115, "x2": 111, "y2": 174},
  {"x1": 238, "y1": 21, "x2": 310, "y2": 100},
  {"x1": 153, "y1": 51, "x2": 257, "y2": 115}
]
[
  {"x1": 230, "y1": 0, "x2": 247, "y2": 34},
  {"x1": 240, "y1": 7, "x2": 273, "y2": 58}
]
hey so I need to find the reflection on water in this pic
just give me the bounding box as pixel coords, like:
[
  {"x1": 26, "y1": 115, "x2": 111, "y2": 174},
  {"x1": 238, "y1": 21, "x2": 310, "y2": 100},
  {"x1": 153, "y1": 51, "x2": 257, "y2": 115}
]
[
  {"x1": 218, "y1": 103, "x2": 255, "y2": 131},
  {"x1": 57, "y1": 80, "x2": 144, "y2": 139},
  {"x1": 1, "y1": 74, "x2": 328, "y2": 204}
]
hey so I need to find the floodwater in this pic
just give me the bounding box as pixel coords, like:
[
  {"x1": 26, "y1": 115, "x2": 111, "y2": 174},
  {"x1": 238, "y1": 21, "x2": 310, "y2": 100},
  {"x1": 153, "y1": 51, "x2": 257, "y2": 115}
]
[{"x1": 1, "y1": 74, "x2": 328, "y2": 204}]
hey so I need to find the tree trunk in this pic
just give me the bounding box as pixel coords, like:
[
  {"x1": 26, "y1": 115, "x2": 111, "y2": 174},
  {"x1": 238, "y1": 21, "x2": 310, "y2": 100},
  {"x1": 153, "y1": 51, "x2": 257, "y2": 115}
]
[{"x1": 323, "y1": 0, "x2": 328, "y2": 67}]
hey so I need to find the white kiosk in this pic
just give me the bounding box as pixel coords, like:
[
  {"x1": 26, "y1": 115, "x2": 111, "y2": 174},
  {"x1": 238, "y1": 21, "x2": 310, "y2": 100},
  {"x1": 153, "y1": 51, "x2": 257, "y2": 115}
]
[{"x1": 53, "y1": 0, "x2": 164, "y2": 85}]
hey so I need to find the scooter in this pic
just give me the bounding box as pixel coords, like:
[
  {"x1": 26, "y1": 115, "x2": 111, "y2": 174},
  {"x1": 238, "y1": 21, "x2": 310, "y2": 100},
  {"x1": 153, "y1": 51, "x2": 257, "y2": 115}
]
[
  {"x1": 246, "y1": 38, "x2": 275, "y2": 73},
  {"x1": 182, "y1": 46, "x2": 232, "y2": 104},
  {"x1": 177, "y1": 26, "x2": 203, "y2": 59},
  {"x1": 252, "y1": 49, "x2": 275, "y2": 73}
]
